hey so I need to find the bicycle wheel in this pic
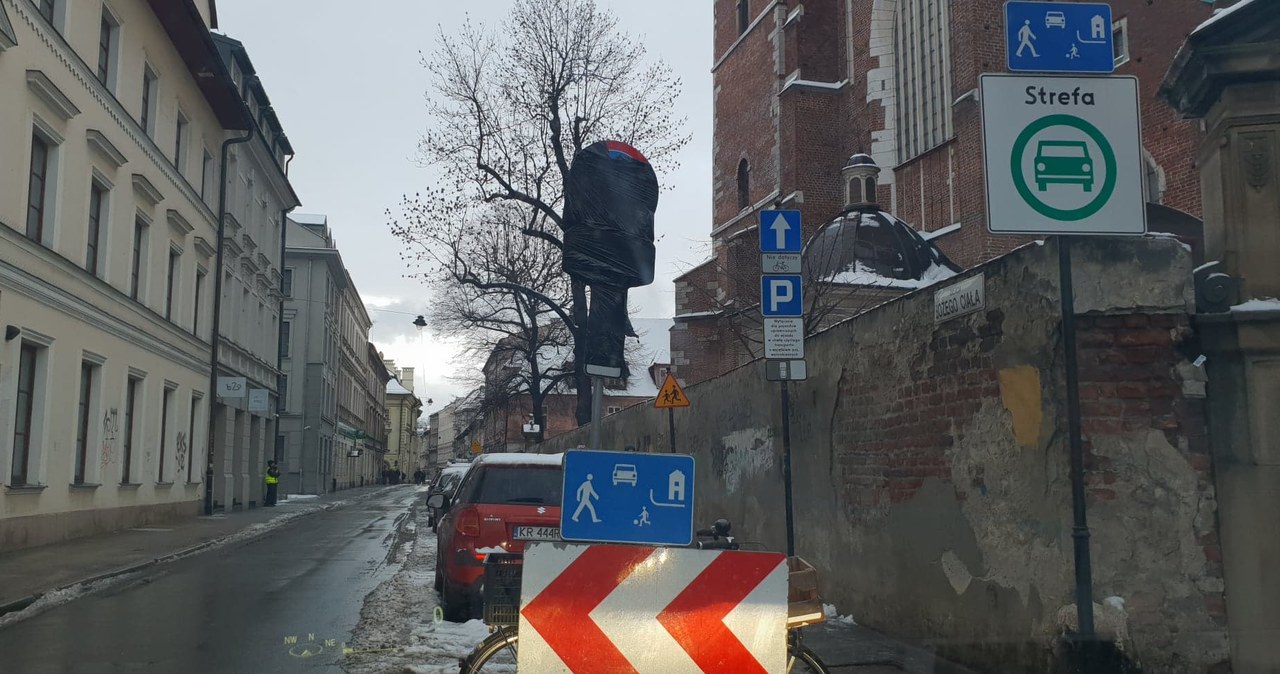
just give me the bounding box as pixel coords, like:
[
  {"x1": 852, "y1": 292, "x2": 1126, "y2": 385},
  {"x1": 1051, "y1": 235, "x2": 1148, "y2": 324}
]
[
  {"x1": 787, "y1": 643, "x2": 831, "y2": 674},
  {"x1": 458, "y1": 628, "x2": 518, "y2": 674}
]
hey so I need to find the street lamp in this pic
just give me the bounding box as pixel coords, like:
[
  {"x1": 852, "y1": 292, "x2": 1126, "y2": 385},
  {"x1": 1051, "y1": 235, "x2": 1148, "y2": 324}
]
[{"x1": 413, "y1": 315, "x2": 427, "y2": 330}]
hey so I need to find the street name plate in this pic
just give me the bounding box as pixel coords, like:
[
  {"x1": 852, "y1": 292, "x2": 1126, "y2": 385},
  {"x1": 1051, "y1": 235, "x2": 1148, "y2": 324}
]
[{"x1": 934, "y1": 273, "x2": 986, "y2": 324}]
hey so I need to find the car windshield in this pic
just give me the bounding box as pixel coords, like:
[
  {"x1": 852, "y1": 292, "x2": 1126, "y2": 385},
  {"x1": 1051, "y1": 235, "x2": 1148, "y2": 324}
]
[{"x1": 468, "y1": 466, "x2": 563, "y2": 506}]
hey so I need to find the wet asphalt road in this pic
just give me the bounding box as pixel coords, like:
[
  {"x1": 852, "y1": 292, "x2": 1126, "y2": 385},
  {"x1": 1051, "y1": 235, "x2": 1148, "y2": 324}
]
[{"x1": 0, "y1": 487, "x2": 420, "y2": 674}]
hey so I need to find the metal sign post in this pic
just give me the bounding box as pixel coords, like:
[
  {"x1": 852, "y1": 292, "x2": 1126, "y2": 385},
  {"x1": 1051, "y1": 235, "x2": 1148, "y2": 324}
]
[
  {"x1": 758, "y1": 209, "x2": 804, "y2": 558},
  {"x1": 983, "y1": 4, "x2": 1141, "y2": 655}
]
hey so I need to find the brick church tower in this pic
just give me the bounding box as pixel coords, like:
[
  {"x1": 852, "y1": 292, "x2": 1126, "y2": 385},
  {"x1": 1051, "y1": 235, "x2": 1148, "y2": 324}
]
[{"x1": 670, "y1": 0, "x2": 1214, "y2": 385}]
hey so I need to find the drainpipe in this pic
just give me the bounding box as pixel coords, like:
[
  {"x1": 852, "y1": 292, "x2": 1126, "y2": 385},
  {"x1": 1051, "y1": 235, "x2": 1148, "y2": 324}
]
[{"x1": 205, "y1": 128, "x2": 254, "y2": 517}]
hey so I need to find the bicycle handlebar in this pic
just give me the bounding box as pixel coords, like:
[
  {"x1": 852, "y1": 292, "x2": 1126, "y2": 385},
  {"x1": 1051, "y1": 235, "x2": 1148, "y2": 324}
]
[{"x1": 696, "y1": 539, "x2": 740, "y2": 550}]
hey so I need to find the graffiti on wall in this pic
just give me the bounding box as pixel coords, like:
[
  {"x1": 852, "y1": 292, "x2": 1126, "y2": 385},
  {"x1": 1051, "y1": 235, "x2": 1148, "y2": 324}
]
[
  {"x1": 99, "y1": 408, "x2": 119, "y2": 468},
  {"x1": 175, "y1": 432, "x2": 188, "y2": 475}
]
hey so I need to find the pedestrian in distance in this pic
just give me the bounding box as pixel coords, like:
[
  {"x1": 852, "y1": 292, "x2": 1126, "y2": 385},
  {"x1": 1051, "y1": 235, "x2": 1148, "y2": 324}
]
[{"x1": 264, "y1": 460, "x2": 281, "y2": 506}]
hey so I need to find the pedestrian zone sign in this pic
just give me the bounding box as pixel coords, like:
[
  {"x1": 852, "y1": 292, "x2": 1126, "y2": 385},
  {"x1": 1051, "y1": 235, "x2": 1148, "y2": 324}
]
[
  {"x1": 654, "y1": 372, "x2": 689, "y2": 409},
  {"x1": 560, "y1": 450, "x2": 695, "y2": 546},
  {"x1": 1006, "y1": 1, "x2": 1115, "y2": 74},
  {"x1": 980, "y1": 74, "x2": 1145, "y2": 236}
]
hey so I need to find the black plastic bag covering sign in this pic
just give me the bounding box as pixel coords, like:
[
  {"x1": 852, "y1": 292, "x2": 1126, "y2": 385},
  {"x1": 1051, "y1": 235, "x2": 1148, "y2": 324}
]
[{"x1": 562, "y1": 141, "x2": 658, "y2": 288}]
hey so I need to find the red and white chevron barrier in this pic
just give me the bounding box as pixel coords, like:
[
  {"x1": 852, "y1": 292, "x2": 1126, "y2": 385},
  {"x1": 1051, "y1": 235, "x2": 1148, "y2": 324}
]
[{"x1": 518, "y1": 542, "x2": 788, "y2": 673}]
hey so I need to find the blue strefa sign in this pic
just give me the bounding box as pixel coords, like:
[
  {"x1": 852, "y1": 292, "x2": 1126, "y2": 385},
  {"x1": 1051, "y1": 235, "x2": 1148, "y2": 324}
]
[
  {"x1": 759, "y1": 210, "x2": 803, "y2": 253},
  {"x1": 1006, "y1": 1, "x2": 1115, "y2": 74},
  {"x1": 560, "y1": 450, "x2": 696, "y2": 546}
]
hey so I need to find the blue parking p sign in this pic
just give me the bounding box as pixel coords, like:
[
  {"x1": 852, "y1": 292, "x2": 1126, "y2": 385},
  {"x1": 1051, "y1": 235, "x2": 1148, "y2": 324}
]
[
  {"x1": 1006, "y1": 1, "x2": 1114, "y2": 74},
  {"x1": 760, "y1": 275, "x2": 803, "y2": 317},
  {"x1": 560, "y1": 450, "x2": 695, "y2": 546}
]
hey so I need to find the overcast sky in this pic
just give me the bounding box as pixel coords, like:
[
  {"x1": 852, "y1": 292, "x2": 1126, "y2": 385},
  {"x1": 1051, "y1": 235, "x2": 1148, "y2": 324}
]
[{"x1": 216, "y1": 1, "x2": 712, "y2": 409}]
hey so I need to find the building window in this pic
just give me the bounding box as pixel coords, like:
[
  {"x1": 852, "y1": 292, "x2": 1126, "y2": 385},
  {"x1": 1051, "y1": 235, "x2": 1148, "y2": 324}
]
[
  {"x1": 158, "y1": 386, "x2": 172, "y2": 482},
  {"x1": 37, "y1": 0, "x2": 55, "y2": 24},
  {"x1": 87, "y1": 182, "x2": 106, "y2": 275},
  {"x1": 278, "y1": 374, "x2": 288, "y2": 412},
  {"x1": 736, "y1": 158, "x2": 750, "y2": 210},
  {"x1": 141, "y1": 67, "x2": 157, "y2": 137},
  {"x1": 193, "y1": 270, "x2": 205, "y2": 336},
  {"x1": 75, "y1": 361, "x2": 96, "y2": 485},
  {"x1": 11, "y1": 344, "x2": 41, "y2": 486},
  {"x1": 165, "y1": 248, "x2": 179, "y2": 320},
  {"x1": 281, "y1": 268, "x2": 292, "y2": 297},
  {"x1": 1113, "y1": 19, "x2": 1129, "y2": 66},
  {"x1": 130, "y1": 219, "x2": 147, "y2": 301},
  {"x1": 187, "y1": 395, "x2": 199, "y2": 483},
  {"x1": 27, "y1": 133, "x2": 51, "y2": 242},
  {"x1": 895, "y1": 0, "x2": 953, "y2": 162},
  {"x1": 122, "y1": 377, "x2": 140, "y2": 484},
  {"x1": 174, "y1": 114, "x2": 189, "y2": 173},
  {"x1": 737, "y1": 0, "x2": 749, "y2": 35},
  {"x1": 97, "y1": 9, "x2": 119, "y2": 89},
  {"x1": 606, "y1": 406, "x2": 623, "y2": 415},
  {"x1": 201, "y1": 150, "x2": 214, "y2": 202}
]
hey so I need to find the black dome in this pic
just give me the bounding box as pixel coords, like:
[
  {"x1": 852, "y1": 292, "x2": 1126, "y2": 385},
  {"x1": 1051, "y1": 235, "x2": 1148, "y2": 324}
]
[{"x1": 803, "y1": 210, "x2": 962, "y2": 284}]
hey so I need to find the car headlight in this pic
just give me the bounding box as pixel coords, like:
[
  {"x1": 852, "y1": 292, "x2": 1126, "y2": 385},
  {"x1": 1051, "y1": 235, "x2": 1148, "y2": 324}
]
[
  {"x1": 1082, "y1": 165, "x2": 1091, "y2": 173},
  {"x1": 1037, "y1": 163, "x2": 1046, "y2": 171}
]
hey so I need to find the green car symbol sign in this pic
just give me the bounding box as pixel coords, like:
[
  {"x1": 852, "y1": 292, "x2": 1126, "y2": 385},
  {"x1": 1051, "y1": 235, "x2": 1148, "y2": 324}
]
[{"x1": 1011, "y1": 114, "x2": 1116, "y2": 221}]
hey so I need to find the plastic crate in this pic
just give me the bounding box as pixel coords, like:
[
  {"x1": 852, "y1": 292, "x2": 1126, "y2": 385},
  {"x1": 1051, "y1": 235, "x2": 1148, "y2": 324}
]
[{"x1": 482, "y1": 553, "x2": 524, "y2": 626}]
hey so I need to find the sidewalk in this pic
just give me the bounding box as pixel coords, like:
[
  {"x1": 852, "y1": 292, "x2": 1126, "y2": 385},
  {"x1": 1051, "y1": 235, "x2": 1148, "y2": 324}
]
[
  {"x1": 0, "y1": 485, "x2": 395, "y2": 616},
  {"x1": 804, "y1": 618, "x2": 980, "y2": 673}
]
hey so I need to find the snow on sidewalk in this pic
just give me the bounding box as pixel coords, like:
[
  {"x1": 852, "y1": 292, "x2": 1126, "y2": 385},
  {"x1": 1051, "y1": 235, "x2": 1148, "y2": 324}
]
[{"x1": 343, "y1": 499, "x2": 493, "y2": 673}]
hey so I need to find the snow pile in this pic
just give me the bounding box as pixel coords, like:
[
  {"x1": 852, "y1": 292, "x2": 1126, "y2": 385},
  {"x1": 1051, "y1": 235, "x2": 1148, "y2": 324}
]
[
  {"x1": 826, "y1": 261, "x2": 957, "y2": 290},
  {"x1": 344, "y1": 500, "x2": 494, "y2": 673},
  {"x1": 1194, "y1": 0, "x2": 1256, "y2": 34},
  {"x1": 0, "y1": 572, "x2": 141, "y2": 629},
  {"x1": 475, "y1": 452, "x2": 562, "y2": 466},
  {"x1": 822, "y1": 603, "x2": 857, "y2": 626},
  {"x1": 1231, "y1": 298, "x2": 1280, "y2": 313}
]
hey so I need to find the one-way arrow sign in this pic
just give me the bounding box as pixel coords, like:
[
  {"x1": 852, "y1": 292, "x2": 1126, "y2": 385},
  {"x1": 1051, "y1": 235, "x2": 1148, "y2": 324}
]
[
  {"x1": 758, "y1": 210, "x2": 802, "y2": 253},
  {"x1": 519, "y1": 543, "x2": 788, "y2": 673}
]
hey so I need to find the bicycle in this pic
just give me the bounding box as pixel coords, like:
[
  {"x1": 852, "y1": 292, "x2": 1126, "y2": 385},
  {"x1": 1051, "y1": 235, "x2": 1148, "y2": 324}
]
[{"x1": 457, "y1": 520, "x2": 831, "y2": 673}]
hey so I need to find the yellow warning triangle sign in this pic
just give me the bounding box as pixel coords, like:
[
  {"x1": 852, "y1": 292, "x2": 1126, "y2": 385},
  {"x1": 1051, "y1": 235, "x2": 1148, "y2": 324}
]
[{"x1": 654, "y1": 373, "x2": 690, "y2": 409}]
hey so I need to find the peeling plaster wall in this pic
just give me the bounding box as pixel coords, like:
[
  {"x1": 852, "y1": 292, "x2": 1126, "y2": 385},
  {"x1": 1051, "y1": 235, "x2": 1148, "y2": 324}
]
[{"x1": 539, "y1": 238, "x2": 1228, "y2": 673}]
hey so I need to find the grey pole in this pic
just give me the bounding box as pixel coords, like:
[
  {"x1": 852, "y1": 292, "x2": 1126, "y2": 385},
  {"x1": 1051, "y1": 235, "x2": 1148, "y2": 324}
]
[{"x1": 588, "y1": 377, "x2": 604, "y2": 449}]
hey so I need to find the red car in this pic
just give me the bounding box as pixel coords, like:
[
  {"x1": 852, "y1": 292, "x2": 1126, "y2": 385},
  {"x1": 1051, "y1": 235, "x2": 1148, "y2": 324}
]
[{"x1": 429, "y1": 453, "x2": 563, "y2": 621}]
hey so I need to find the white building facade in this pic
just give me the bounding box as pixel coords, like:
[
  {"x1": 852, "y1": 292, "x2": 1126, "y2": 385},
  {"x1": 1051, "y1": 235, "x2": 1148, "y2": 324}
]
[
  {"x1": 0, "y1": 0, "x2": 245, "y2": 548},
  {"x1": 206, "y1": 32, "x2": 298, "y2": 511}
]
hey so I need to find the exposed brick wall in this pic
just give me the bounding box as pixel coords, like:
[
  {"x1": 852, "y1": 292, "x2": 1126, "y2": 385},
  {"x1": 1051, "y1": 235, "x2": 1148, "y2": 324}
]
[
  {"x1": 712, "y1": 2, "x2": 781, "y2": 227},
  {"x1": 1075, "y1": 313, "x2": 1229, "y2": 635},
  {"x1": 696, "y1": 0, "x2": 1212, "y2": 379},
  {"x1": 548, "y1": 238, "x2": 1229, "y2": 672}
]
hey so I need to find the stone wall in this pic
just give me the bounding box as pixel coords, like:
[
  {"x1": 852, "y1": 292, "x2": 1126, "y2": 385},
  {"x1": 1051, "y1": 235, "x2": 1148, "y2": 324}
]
[{"x1": 539, "y1": 238, "x2": 1230, "y2": 673}]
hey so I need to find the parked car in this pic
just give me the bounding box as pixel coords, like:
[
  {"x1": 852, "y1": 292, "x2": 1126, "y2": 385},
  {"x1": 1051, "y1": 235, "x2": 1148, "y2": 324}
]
[
  {"x1": 427, "y1": 463, "x2": 472, "y2": 531},
  {"x1": 1044, "y1": 10, "x2": 1067, "y2": 28},
  {"x1": 429, "y1": 453, "x2": 564, "y2": 621}
]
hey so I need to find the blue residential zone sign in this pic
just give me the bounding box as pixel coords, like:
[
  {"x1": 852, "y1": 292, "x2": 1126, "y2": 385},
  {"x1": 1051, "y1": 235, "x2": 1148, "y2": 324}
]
[
  {"x1": 760, "y1": 275, "x2": 804, "y2": 317},
  {"x1": 1006, "y1": 1, "x2": 1115, "y2": 74},
  {"x1": 759, "y1": 210, "x2": 803, "y2": 253},
  {"x1": 560, "y1": 450, "x2": 696, "y2": 546}
]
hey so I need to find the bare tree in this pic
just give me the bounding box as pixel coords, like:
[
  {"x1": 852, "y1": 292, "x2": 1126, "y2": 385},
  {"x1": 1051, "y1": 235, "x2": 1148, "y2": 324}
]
[
  {"x1": 391, "y1": 198, "x2": 573, "y2": 443},
  {"x1": 401, "y1": 0, "x2": 689, "y2": 425},
  {"x1": 675, "y1": 229, "x2": 903, "y2": 365}
]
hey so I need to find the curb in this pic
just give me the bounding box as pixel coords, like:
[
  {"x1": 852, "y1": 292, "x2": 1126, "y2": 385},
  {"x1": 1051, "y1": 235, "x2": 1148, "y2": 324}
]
[{"x1": 0, "y1": 486, "x2": 399, "y2": 621}]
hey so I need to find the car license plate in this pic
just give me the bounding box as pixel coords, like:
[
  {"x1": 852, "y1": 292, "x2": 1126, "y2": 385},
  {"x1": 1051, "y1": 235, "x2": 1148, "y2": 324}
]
[{"x1": 512, "y1": 526, "x2": 560, "y2": 541}]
